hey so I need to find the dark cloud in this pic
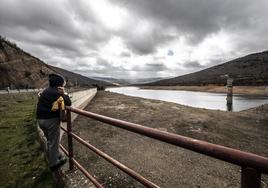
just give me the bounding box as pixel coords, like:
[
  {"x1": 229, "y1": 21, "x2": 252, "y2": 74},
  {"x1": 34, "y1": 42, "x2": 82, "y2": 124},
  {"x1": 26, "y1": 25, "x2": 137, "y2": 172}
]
[
  {"x1": 120, "y1": 51, "x2": 131, "y2": 57},
  {"x1": 125, "y1": 39, "x2": 154, "y2": 55},
  {"x1": 183, "y1": 61, "x2": 205, "y2": 69},
  {"x1": 145, "y1": 63, "x2": 167, "y2": 71},
  {"x1": 85, "y1": 58, "x2": 132, "y2": 78},
  {"x1": 113, "y1": 0, "x2": 268, "y2": 48},
  {"x1": 153, "y1": 56, "x2": 166, "y2": 61},
  {"x1": 0, "y1": 1, "x2": 81, "y2": 39},
  {"x1": 132, "y1": 62, "x2": 167, "y2": 72},
  {"x1": 97, "y1": 58, "x2": 111, "y2": 67},
  {"x1": 167, "y1": 50, "x2": 174, "y2": 56},
  {"x1": 0, "y1": 0, "x2": 112, "y2": 55},
  {"x1": 121, "y1": 28, "x2": 176, "y2": 55}
]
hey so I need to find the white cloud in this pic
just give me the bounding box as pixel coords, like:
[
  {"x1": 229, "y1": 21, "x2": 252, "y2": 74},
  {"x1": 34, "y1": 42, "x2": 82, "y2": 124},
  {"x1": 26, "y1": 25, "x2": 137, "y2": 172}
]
[
  {"x1": 190, "y1": 30, "x2": 235, "y2": 65},
  {"x1": 88, "y1": 0, "x2": 129, "y2": 31}
]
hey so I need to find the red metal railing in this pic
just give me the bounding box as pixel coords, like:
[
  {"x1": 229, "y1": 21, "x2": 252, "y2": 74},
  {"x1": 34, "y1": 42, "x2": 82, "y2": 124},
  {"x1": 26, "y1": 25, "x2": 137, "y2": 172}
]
[{"x1": 60, "y1": 106, "x2": 268, "y2": 188}]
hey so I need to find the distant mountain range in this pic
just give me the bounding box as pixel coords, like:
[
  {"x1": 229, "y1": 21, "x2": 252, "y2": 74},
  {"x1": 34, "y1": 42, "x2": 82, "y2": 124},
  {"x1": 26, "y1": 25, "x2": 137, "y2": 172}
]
[
  {"x1": 92, "y1": 77, "x2": 169, "y2": 85},
  {"x1": 0, "y1": 36, "x2": 113, "y2": 89},
  {"x1": 145, "y1": 51, "x2": 268, "y2": 86}
]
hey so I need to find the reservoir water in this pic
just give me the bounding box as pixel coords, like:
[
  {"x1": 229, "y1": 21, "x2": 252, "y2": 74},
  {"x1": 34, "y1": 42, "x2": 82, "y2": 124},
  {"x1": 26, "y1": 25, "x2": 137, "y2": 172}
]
[{"x1": 106, "y1": 87, "x2": 268, "y2": 112}]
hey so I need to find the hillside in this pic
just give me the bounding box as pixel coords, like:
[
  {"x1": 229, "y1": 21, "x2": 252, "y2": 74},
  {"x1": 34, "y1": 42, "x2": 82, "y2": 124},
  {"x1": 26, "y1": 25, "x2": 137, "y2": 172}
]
[
  {"x1": 49, "y1": 66, "x2": 113, "y2": 88},
  {"x1": 145, "y1": 51, "x2": 268, "y2": 86},
  {"x1": 0, "y1": 36, "x2": 112, "y2": 89}
]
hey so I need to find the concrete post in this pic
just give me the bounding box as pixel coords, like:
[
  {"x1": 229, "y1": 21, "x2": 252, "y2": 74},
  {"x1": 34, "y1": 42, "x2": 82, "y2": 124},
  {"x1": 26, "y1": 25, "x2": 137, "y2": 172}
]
[{"x1": 226, "y1": 78, "x2": 233, "y2": 111}]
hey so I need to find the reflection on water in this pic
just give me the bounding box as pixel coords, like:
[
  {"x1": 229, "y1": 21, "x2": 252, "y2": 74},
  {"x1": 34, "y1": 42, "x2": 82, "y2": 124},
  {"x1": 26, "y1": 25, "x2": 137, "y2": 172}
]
[{"x1": 106, "y1": 87, "x2": 268, "y2": 112}]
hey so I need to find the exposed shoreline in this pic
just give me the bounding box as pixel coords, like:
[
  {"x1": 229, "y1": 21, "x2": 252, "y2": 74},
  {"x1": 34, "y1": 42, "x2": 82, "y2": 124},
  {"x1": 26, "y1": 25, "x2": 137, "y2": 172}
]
[
  {"x1": 66, "y1": 91, "x2": 268, "y2": 188},
  {"x1": 139, "y1": 85, "x2": 268, "y2": 96}
]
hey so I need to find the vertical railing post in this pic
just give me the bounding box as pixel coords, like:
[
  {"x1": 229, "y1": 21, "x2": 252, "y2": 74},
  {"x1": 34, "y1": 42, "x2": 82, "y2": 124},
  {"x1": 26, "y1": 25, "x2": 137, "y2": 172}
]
[
  {"x1": 67, "y1": 110, "x2": 74, "y2": 171},
  {"x1": 241, "y1": 167, "x2": 261, "y2": 188}
]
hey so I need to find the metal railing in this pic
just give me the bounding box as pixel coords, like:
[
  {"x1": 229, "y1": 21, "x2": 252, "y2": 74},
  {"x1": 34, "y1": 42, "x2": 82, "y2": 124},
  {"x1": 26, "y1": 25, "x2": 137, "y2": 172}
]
[{"x1": 60, "y1": 106, "x2": 268, "y2": 188}]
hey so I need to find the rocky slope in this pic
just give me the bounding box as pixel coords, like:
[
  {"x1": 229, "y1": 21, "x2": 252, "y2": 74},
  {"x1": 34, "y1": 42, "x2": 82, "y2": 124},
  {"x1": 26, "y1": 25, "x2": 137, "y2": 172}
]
[
  {"x1": 0, "y1": 36, "x2": 112, "y2": 89},
  {"x1": 145, "y1": 51, "x2": 268, "y2": 86}
]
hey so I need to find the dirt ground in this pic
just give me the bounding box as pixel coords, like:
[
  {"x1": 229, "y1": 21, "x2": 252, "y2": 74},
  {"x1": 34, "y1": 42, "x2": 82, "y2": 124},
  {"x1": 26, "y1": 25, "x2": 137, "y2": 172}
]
[
  {"x1": 140, "y1": 85, "x2": 268, "y2": 96},
  {"x1": 63, "y1": 91, "x2": 268, "y2": 188}
]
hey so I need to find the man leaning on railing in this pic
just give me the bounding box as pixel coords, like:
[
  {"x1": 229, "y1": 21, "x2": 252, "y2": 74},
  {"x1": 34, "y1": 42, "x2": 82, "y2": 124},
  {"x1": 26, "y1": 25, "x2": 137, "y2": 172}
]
[{"x1": 36, "y1": 73, "x2": 71, "y2": 171}]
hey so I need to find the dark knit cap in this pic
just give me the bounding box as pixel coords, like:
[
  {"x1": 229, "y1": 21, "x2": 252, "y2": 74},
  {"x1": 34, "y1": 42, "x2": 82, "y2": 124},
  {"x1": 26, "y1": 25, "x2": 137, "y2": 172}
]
[{"x1": 48, "y1": 73, "x2": 65, "y2": 87}]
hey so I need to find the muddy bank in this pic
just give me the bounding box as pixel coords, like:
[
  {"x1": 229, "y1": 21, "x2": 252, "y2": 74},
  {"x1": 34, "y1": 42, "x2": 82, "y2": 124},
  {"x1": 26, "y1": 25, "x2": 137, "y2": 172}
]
[
  {"x1": 64, "y1": 91, "x2": 268, "y2": 188},
  {"x1": 140, "y1": 85, "x2": 268, "y2": 96}
]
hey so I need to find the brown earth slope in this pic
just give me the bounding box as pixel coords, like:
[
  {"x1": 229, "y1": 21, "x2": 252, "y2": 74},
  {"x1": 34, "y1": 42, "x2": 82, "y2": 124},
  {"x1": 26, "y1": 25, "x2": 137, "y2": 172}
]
[
  {"x1": 145, "y1": 51, "x2": 268, "y2": 86},
  {"x1": 0, "y1": 36, "x2": 113, "y2": 89},
  {"x1": 62, "y1": 91, "x2": 268, "y2": 188}
]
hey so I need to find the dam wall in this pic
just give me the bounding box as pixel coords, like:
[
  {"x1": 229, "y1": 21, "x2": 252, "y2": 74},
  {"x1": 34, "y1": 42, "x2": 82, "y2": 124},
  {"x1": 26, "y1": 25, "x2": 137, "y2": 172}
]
[
  {"x1": 69, "y1": 88, "x2": 97, "y2": 121},
  {"x1": 59, "y1": 88, "x2": 97, "y2": 140}
]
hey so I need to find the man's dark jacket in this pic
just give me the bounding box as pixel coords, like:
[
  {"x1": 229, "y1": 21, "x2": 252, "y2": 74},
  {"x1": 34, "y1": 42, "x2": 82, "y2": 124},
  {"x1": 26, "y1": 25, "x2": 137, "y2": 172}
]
[{"x1": 37, "y1": 87, "x2": 71, "y2": 119}]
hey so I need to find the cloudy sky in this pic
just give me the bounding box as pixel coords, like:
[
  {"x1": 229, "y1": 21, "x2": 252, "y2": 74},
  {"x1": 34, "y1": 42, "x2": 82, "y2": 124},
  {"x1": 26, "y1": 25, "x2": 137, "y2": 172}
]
[{"x1": 0, "y1": 0, "x2": 268, "y2": 79}]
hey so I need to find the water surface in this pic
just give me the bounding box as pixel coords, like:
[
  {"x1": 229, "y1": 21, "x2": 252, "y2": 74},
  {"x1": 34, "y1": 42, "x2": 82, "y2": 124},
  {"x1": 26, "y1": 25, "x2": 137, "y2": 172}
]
[{"x1": 106, "y1": 87, "x2": 268, "y2": 111}]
